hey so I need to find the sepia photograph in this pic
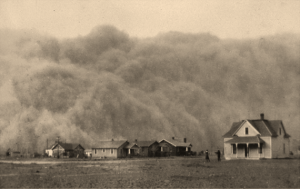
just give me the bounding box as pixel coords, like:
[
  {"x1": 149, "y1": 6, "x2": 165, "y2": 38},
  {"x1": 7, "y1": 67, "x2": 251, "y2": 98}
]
[{"x1": 0, "y1": 0, "x2": 299, "y2": 188}]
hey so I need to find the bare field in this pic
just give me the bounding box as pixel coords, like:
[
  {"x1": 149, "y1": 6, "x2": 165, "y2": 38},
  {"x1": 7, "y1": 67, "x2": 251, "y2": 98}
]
[{"x1": 0, "y1": 157, "x2": 299, "y2": 188}]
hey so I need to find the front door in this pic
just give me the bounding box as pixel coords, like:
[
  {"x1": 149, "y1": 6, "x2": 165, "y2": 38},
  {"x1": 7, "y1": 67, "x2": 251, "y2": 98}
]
[{"x1": 245, "y1": 146, "x2": 247, "y2": 157}]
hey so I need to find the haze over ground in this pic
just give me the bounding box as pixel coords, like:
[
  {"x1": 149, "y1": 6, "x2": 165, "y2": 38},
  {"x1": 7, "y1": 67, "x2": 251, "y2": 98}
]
[{"x1": 0, "y1": 0, "x2": 299, "y2": 153}]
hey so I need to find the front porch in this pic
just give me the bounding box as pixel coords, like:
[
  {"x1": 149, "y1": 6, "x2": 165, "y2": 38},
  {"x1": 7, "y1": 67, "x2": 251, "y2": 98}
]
[{"x1": 225, "y1": 136, "x2": 265, "y2": 159}]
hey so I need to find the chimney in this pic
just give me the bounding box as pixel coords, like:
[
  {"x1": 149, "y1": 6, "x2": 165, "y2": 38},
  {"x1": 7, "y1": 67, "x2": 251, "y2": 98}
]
[
  {"x1": 260, "y1": 113, "x2": 264, "y2": 120},
  {"x1": 135, "y1": 139, "x2": 137, "y2": 142},
  {"x1": 111, "y1": 139, "x2": 114, "y2": 141},
  {"x1": 172, "y1": 137, "x2": 174, "y2": 140},
  {"x1": 184, "y1": 138, "x2": 186, "y2": 143}
]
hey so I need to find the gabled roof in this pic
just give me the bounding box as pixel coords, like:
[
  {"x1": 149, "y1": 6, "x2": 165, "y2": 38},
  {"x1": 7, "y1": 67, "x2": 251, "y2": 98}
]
[
  {"x1": 92, "y1": 140, "x2": 128, "y2": 149},
  {"x1": 125, "y1": 142, "x2": 139, "y2": 149},
  {"x1": 52, "y1": 142, "x2": 84, "y2": 150},
  {"x1": 125, "y1": 141, "x2": 158, "y2": 149},
  {"x1": 232, "y1": 120, "x2": 260, "y2": 136},
  {"x1": 136, "y1": 141, "x2": 158, "y2": 147},
  {"x1": 225, "y1": 136, "x2": 265, "y2": 144},
  {"x1": 223, "y1": 122, "x2": 243, "y2": 138},
  {"x1": 159, "y1": 139, "x2": 192, "y2": 147},
  {"x1": 223, "y1": 119, "x2": 291, "y2": 138}
]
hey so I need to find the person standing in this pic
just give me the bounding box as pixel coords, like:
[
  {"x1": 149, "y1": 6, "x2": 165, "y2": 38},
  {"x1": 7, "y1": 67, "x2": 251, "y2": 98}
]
[
  {"x1": 205, "y1": 150, "x2": 210, "y2": 162},
  {"x1": 217, "y1": 150, "x2": 221, "y2": 161}
]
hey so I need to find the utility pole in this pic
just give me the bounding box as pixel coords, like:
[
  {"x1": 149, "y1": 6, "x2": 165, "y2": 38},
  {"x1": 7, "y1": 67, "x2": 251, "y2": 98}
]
[{"x1": 57, "y1": 136, "x2": 60, "y2": 159}]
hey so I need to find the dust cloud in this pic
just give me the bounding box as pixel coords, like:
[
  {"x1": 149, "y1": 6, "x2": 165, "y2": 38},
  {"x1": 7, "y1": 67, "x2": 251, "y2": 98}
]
[{"x1": 0, "y1": 26, "x2": 299, "y2": 154}]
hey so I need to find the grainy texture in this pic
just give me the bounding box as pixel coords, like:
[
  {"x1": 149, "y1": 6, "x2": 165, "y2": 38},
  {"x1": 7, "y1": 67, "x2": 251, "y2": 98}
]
[{"x1": 0, "y1": 157, "x2": 299, "y2": 188}]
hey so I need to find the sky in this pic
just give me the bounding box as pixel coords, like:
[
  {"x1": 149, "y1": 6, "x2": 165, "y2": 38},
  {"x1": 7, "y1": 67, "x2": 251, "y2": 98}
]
[{"x1": 1, "y1": 0, "x2": 300, "y2": 39}]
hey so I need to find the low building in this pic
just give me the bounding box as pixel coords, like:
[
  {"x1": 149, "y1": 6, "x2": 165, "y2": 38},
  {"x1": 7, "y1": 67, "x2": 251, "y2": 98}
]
[
  {"x1": 124, "y1": 140, "x2": 159, "y2": 157},
  {"x1": 92, "y1": 140, "x2": 128, "y2": 159},
  {"x1": 136, "y1": 140, "x2": 159, "y2": 157},
  {"x1": 158, "y1": 137, "x2": 192, "y2": 156},
  {"x1": 223, "y1": 113, "x2": 291, "y2": 160},
  {"x1": 52, "y1": 142, "x2": 85, "y2": 158}
]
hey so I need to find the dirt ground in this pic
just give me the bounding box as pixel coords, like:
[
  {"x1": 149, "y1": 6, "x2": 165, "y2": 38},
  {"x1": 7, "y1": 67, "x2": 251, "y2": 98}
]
[{"x1": 0, "y1": 157, "x2": 299, "y2": 188}]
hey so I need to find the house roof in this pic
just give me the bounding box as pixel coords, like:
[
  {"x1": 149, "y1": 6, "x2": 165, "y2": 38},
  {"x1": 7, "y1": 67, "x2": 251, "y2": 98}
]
[
  {"x1": 225, "y1": 136, "x2": 265, "y2": 144},
  {"x1": 223, "y1": 119, "x2": 291, "y2": 138},
  {"x1": 125, "y1": 143, "x2": 139, "y2": 149},
  {"x1": 159, "y1": 139, "x2": 192, "y2": 147},
  {"x1": 125, "y1": 141, "x2": 158, "y2": 149},
  {"x1": 136, "y1": 141, "x2": 157, "y2": 147},
  {"x1": 52, "y1": 142, "x2": 84, "y2": 150},
  {"x1": 92, "y1": 140, "x2": 128, "y2": 149}
]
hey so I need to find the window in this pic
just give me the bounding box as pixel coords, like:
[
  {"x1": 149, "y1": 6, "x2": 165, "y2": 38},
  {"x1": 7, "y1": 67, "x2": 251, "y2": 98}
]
[
  {"x1": 232, "y1": 144, "x2": 236, "y2": 154},
  {"x1": 103, "y1": 149, "x2": 105, "y2": 153},
  {"x1": 245, "y1": 128, "x2": 248, "y2": 135},
  {"x1": 283, "y1": 143, "x2": 285, "y2": 154},
  {"x1": 111, "y1": 149, "x2": 114, "y2": 154},
  {"x1": 95, "y1": 149, "x2": 97, "y2": 154},
  {"x1": 279, "y1": 128, "x2": 281, "y2": 135}
]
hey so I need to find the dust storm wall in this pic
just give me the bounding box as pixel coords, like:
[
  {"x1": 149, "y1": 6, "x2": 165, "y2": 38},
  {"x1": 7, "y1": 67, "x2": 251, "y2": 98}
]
[{"x1": 0, "y1": 26, "x2": 299, "y2": 154}]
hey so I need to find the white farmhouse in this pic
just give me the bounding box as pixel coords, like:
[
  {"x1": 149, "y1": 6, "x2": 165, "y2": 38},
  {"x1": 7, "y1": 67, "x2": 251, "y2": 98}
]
[{"x1": 223, "y1": 113, "x2": 291, "y2": 159}]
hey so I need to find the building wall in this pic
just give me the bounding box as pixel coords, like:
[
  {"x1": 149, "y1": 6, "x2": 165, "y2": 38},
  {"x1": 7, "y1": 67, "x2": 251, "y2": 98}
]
[
  {"x1": 235, "y1": 121, "x2": 260, "y2": 137},
  {"x1": 159, "y1": 141, "x2": 176, "y2": 156},
  {"x1": 139, "y1": 147, "x2": 149, "y2": 156},
  {"x1": 91, "y1": 142, "x2": 128, "y2": 158},
  {"x1": 260, "y1": 137, "x2": 272, "y2": 158},
  {"x1": 148, "y1": 143, "x2": 160, "y2": 157},
  {"x1": 92, "y1": 148, "x2": 118, "y2": 158},
  {"x1": 52, "y1": 145, "x2": 65, "y2": 157},
  {"x1": 271, "y1": 136, "x2": 290, "y2": 158},
  {"x1": 224, "y1": 138, "x2": 232, "y2": 159},
  {"x1": 175, "y1": 147, "x2": 188, "y2": 156},
  {"x1": 118, "y1": 142, "x2": 129, "y2": 158}
]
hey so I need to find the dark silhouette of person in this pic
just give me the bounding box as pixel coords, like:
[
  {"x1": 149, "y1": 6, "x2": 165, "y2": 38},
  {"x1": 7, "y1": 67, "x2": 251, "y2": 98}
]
[
  {"x1": 205, "y1": 150, "x2": 210, "y2": 162},
  {"x1": 217, "y1": 150, "x2": 221, "y2": 161}
]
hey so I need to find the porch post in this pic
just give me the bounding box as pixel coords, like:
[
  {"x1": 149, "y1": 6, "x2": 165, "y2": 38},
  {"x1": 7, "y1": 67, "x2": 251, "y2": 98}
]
[
  {"x1": 236, "y1": 143, "x2": 238, "y2": 158},
  {"x1": 128, "y1": 149, "x2": 130, "y2": 154},
  {"x1": 246, "y1": 143, "x2": 249, "y2": 158}
]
